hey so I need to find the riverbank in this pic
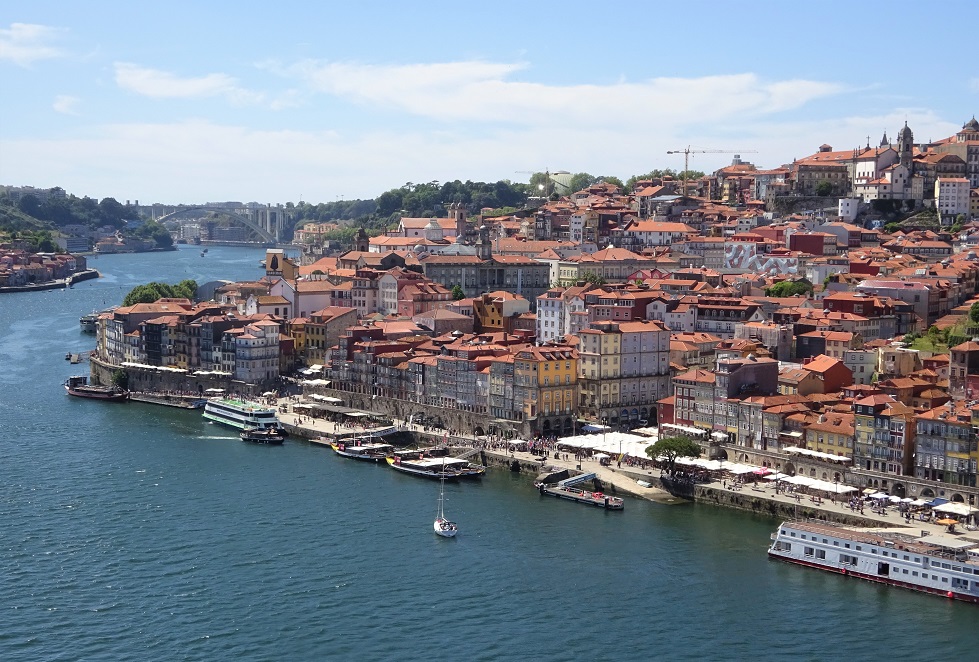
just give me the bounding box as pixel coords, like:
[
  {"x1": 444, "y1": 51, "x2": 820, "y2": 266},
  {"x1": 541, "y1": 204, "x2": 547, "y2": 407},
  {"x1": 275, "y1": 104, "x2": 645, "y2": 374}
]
[
  {"x1": 270, "y1": 403, "x2": 979, "y2": 538},
  {"x1": 0, "y1": 269, "x2": 100, "y2": 294}
]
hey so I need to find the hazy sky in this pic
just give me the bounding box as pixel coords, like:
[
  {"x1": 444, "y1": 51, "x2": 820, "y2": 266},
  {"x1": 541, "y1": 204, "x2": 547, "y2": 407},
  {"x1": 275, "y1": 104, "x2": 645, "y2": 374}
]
[{"x1": 1, "y1": 1, "x2": 976, "y2": 205}]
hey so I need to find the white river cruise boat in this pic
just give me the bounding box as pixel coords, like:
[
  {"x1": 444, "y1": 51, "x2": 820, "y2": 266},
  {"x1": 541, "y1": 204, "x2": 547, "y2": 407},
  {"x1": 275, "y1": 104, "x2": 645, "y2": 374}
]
[
  {"x1": 203, "y1": 397, "x2": 280, "y2": 431},
  {"x1": 769, "y1": 520, "x2": 979, "y2": 604}
]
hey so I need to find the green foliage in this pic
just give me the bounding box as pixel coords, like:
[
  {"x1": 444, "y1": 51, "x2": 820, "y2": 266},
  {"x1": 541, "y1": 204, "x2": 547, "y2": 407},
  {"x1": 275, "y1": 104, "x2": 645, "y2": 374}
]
[
  {"x1": 111, "y1": 369, "x2": 129, "y2": 390},
  {"x1": 883, "y1": 222, "x2": 903, "y2": 234},
  {"x1": 970, "y1": 302, "x2": 979, "y2": 324},
  {"x1": 815, "y1": 180, "x2": 834, "y2": 197},
  {"x1": 625, "y1": 169, "x2": 705, "y2": 191},
  {"x1": 128, "y1": 219, "x2": 173, "y2": 248},
  {"x1": 451, "y1": 284, "x2": 466, "y2": 300},
  {"x1": 595, "y1": 176, "x2": 625, "y2": 190},
  {"x1": 645, "y1": 436, "x2": 702, "y2": 474},
  {"x1": 764, "y1": 280, "x2": 813, "y2": 297},
  {"x1": 122, "y1": 279, "x2": 197, "y2": 306},
  {"x1": 13, "y1": 229, "x2": 58, "y2": 252},
  {"x1": 9, "y1": 192, "x2": 130, "y2": 229},
  {"x1": 581, "y1": 271, "x2": 607, "y2": 286},
  {"x1": 567, "y1": 173, "x2": 596, "y2": 193},
  {"x1": 372, "y1": 179, "x2": 531, "y2": 220}
]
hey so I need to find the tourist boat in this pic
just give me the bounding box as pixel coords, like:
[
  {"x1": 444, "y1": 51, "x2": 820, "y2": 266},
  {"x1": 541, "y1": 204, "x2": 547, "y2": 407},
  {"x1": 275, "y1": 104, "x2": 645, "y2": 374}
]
[
  {"x1": 64, "y1": 375, "x2": 129, "y2": 402},
  {"x1": 329, "y1": 440, "x2": 394, "y2": 462},
  {"x1": 203, "y1": 397, "x2": 280, "y2": 430},
  {"x1": 434, "y1": 473, "x2": 458, "y2": 538},
  {"x1": 386, "y1": 455, "x2": 463, "y2": 480},
  {"x1": 239, "y1": 426, "x2": 287, "y2": 445},
  {"x1": 79, "y1": 312, "x2": 99, "y2": 333},
  {"x1": 80, "y1": 306, "x2": 117, "y2": 333},
  {"x1": 769, "y1": 520, "x2": 979, "y2": 603}
]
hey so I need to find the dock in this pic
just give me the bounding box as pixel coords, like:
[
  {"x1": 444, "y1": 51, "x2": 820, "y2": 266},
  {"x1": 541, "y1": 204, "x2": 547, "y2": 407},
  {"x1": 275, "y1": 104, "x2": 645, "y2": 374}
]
[
  {"x1": 129, "y1": 393, "x2": 206, "y2": 409},
  {"x1": 537, "y1": 480, "x2": 624, "y2": 510}
]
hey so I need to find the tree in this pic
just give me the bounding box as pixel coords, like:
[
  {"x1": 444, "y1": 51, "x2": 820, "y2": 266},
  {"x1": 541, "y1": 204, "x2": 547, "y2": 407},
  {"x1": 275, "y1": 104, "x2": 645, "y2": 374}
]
[
  {"x1": 122, "y1": 279, "x2": 197, "y2": 306},
  {"x1": 646, "y1": 436, "x2": 701, "y2": 475},
  {"x1": 17, "y1": 194, "x2": 41, "y2": 217},
  {"x1": 567, "y1": 172, "x2": 596, "y2": 193},
  {"x1": 582, "y1": 271, "x2": 607, "y2": 286},
  {"x1": 764, "y1": 280, "x2": 813, "y2": 297},
  {"x1": 595, "y1": 176, "x2": 625, "y2": 190},
  {"x1": 111, "y1": 369, "x2": 129, "y2": 390},
  {"x1": 970, "y1": 302, "x2": 979, "y2": 324},
  {"x1": 451, "y1": 284, "x2": 466, "y2": 300},
  {"x1": 815, "y1": 180, "x2": 834, "y2": 197}
]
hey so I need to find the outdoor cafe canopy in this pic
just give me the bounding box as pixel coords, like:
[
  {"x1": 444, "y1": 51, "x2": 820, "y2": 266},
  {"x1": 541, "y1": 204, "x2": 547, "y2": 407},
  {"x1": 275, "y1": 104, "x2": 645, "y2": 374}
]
[{"x1": 932, "y1": 502, "x2": 978, "y2": 517}]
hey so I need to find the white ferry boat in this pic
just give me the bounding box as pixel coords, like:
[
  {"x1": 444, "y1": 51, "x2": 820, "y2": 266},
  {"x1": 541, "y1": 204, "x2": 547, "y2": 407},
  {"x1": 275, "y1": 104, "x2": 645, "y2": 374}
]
[
  {"x1": 203, "y1": 397, "x2": 280, "y2": 430},
  {"x1": 769, "y1": 520, "x2": 979, "y2": 603}
]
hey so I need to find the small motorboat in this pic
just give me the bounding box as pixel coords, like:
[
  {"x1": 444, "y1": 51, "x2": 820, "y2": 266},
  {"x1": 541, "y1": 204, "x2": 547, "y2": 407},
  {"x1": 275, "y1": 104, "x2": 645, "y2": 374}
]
[{"x1": 239, "y1": 426, "x2": 286, "y2": 445}]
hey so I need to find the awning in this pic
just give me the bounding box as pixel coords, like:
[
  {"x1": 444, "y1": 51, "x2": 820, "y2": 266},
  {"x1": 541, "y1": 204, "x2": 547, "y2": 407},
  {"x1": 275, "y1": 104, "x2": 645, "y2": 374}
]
[
  {"x1": 926, "y1": 497, "x2": 950, "y2": 508},
  {"x1": 933, "y1": 502, "x2": 977, "y2": 516},
  {"x1": 582, "y1": 424, "x2": 611, "y2": 432},
  {"x1": 204, "y1": 388, "x2": 224, "y2": 393},
  {"x1": 661, "y1": 423, "x2": 706, "y2": 436},
  {"x1": 783, "y1": 446, "x2": 852, "y2": 463}
]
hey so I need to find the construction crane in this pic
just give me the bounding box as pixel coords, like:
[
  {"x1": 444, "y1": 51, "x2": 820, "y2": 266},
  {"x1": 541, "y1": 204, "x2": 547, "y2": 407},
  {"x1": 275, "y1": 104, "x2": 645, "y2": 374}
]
[{"x1": 665, "y1": 147, "x2": 757, "y2": 195}]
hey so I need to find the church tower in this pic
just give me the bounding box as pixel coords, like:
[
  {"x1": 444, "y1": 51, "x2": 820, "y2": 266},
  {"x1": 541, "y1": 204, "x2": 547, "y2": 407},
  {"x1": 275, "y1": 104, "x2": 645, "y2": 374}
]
[
  {"x1": 476, "y1": 225, "x2": 492, "y2": 260},
  {"x1": 354, "y1": 227, "x2": 369, "y2": 253},
  {"x1": 897, "y1": 121, "x2": 914, "y2": 169},
  {"x1": 450, "y1": 202, "x2": 468, "y2": 243}
]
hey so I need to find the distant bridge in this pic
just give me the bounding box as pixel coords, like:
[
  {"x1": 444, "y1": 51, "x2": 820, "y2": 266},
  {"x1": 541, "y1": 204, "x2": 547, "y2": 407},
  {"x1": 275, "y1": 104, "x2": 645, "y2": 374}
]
[{"x1": 156, "y1": 206, "x2": 278, "y2": 244}]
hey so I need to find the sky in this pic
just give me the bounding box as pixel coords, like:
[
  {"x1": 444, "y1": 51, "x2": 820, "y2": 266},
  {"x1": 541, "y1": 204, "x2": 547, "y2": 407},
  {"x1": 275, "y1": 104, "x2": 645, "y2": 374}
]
[{"x1": 1, "y1": 1, "x2": 977, "y2": 206}]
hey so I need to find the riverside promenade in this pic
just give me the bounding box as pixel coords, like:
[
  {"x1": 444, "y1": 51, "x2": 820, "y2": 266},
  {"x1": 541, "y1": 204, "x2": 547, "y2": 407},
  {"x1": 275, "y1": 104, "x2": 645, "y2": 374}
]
[{"x1": 275, "y1": 401, "x2": 979, "y2": 541}]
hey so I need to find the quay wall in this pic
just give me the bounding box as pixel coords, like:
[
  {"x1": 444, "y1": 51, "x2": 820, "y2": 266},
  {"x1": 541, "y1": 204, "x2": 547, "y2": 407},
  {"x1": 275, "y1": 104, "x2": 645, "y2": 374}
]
[{"x1": 90, "y1": 355, "x2": 264, "y2": 398}]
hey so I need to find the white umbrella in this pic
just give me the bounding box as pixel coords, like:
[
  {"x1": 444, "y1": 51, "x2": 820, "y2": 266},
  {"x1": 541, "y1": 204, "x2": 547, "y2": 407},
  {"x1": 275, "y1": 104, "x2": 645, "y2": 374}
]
[{"x1": 888, "y1": 495, "x2": 902, "y2": 503}]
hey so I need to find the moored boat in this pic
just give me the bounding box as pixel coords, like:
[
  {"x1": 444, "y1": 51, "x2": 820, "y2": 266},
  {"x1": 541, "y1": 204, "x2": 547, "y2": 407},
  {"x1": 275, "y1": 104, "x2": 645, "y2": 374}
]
[
  {"x1": 769, "y1": 520, "x2": 979, "y2": 603},
  {"x1": 536, "y1": 482, "x2": 624, "y2": 509},
  {"x1": 330, "y1": 441, "x2": 394, "y2": 461},
  {"x1": 386, "y1": 455, "x2": 462, "y2": 481},
  {"x1": 240, "y1": 426, "x2": 287, "y2": 444},
  {"x1": 64, "y1": 375, "x2": 129, "y2": 402},
  {"x1": 434, "y1": 473, "x2": 458, "y2": 538},
  {"x1": 203, "y1": 397, "x2": 280, "y2": 430}
]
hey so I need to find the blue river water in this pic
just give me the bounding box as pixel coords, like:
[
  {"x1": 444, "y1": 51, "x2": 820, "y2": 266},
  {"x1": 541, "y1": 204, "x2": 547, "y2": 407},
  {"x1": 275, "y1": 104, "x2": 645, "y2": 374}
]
[{"x1": 1, "y1": 245, "x2": 979, "y2": 661}]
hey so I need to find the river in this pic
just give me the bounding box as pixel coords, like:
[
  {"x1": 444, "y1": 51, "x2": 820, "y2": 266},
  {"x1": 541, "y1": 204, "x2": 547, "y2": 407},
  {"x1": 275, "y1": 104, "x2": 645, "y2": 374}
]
[{"x1": 1, "y1": 244, "x2": 977, "y2": 660}]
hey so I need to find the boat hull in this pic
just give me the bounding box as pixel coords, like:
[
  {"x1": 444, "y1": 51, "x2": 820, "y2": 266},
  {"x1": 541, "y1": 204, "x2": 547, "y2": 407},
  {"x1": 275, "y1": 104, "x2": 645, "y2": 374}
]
[
  {"x1": 330, "y1": 443, "x2": 387, "y2": 462},
  {"x1": 65, "y1": 385, "x2": 129, "y2": 402},
  {"x1": 386, "y1": 457, "x2": 460, "y2": 480},
  {"x1": 240, "y1": 429, "x2": 286, "y2": 445},
  {"x1": 767, "y1": 552, "x2": 979, "y2": 604},
  {"x1": 769, "y1": 521, "x2": 979, "y2": 604},
  {"x1": 434, "y1": 518, "x2": 457, "y2": 537}
]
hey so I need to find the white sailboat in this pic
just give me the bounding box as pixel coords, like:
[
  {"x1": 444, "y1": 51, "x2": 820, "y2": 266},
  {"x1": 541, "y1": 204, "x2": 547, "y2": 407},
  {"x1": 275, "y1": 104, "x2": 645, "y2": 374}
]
[{"x1": 434, "y1": 464, "x2": 458, "y2": 538}]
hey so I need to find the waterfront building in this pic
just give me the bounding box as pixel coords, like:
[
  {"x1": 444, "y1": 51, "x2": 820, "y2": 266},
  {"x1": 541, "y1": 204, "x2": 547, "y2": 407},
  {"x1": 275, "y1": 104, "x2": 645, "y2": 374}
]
[
  {"x1": 712, "y1": 355, "x2": 778, "y2": 445},
  {"x1": 853, "y1": 394, "x2": 916, "y2": 480},
  {"x1": 513, "y1": 345, "x2": 578, "y2": 436},
  {"x1": 577, "y1": 319, "x2": 670, "y2": 426},
  {"x1": 915, "y1": 402, "x2": 977, "y2": 488},
  {"x1": 804, "y1": 412, "x2": 855, "y2": 463}
]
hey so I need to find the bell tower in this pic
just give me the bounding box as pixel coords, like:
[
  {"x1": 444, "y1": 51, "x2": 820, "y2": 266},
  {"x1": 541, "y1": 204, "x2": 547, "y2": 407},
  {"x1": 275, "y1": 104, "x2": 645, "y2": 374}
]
[{"x1": 897, "y1": 121, "x2": 914, "y2": 169}]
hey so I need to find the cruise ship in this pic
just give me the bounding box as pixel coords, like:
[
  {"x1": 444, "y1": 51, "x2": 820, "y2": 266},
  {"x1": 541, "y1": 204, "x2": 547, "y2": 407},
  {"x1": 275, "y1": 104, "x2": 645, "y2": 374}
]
[
  {"x1": 203, "y1": 398, "x2": 280, "y2": 430},
  {"x1": 769, "y1": 520, "x2": 979, "y2": 603}
]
